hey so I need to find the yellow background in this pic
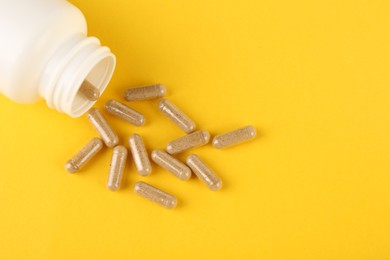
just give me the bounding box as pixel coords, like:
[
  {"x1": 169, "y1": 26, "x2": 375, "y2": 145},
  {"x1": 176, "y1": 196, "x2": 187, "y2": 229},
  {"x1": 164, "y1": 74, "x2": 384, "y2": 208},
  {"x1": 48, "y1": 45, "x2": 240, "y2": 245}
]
[{"x1": 1, "y1": 0, "x2": 390, "y2": 259}]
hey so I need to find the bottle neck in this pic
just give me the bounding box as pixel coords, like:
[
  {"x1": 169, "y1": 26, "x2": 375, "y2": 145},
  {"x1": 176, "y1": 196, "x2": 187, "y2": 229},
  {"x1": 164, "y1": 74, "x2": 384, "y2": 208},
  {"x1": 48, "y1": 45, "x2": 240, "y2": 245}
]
[{"x1": 40, "y1": 34, "x2": 115, "y2": 117}]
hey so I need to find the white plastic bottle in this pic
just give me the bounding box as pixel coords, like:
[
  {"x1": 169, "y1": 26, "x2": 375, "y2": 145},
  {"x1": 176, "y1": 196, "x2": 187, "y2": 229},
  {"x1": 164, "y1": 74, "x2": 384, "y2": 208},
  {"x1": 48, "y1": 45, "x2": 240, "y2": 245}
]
[{"x1": 0, "y1": 0, "x2": 116, "y2": 117}]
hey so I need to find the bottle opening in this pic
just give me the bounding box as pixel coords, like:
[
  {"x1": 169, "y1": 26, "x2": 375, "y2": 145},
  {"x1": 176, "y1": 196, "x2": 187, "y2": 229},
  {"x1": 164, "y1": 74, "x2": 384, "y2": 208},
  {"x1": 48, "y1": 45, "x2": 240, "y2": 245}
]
[
  {"x1": 42, "y1": 36, "x2": 116, "y2": 118},
  {"x1": 70, "y1": 54, "x2": 115, "y2": 117}
]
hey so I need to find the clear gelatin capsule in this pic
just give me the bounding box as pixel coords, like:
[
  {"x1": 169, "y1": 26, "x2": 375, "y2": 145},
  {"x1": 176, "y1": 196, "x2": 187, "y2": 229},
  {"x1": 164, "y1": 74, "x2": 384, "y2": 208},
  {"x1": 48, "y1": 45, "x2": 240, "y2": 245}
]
[
  {"x1": 166, "y1": 130, "x2": 210, "y2": 155},
  {"x1": 107, "y1": 145, "x2": 128, "y2": 191},
  {"x1": 158, "y1": 99, "x2": 196, "y2": 133},
  {"x1": 134, "y1": 181, "x2": 177, "y2": 209},
  {"x1": 186, "y1": 154, "x2": 222, "y2": 191},
  {"x1": 151, "y1": 149, "x2": 192, "y2": 180},
  {"x1": 129, "y1": 134, "x2": 152, "y2": 176},
  {"x1": 65, "y1": 137, "x2": 104, "y2": 173},
  {"x1": 212, "y1": 125, "x2": 256, "y2": 149},
  {"x1": 124, "y1": 84, "x2": 166, "y2": 101},
  {"x1": 105, "y1": 99, "x2": 145, "y2": 126},
  {"x1": 78, "y1": 80, "x2": 100, "y2": 101},
  {"x1": 87, "y1": 108, "x2": 119, "y2": 148}
]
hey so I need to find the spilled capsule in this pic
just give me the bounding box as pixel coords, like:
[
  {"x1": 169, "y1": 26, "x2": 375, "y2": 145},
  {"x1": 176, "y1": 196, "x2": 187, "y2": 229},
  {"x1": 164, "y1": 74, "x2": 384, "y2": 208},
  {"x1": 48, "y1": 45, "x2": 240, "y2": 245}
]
[
  {"x1": 78, "y1": 80, "x2": 100, "y2": 101},
  {"x1": 87, "y1": 108, "x2": 119, "y2": 148},
  {"x1": 151, "y1": 149, "x2": 192, "y2": 180},
  {"x1": 124, "y1": 84, "x2": 166, "y2": 101},
  {"x1": 166, "y1": 130, "x2": 210, "y2": 155},
  {"x1": 65, "y1": 137, "x2": 104, "y2": 173},
  {"x1": 105, "y1": 99, "x2": 145, "y2": 126},
  {"x1": 129, "y1": 134, "x2": 152, "y2": 176},
  {"x1": 158, "y1": 99, "x2": 196, "y2": 133},
  {"x1": 186, "y1": 154, "x2": 222, "y2": 191},
  {"x1": 134, "y1": 181, "x2": 177, "y2": 209},
  {"x1": 107, "y1": 145, "x2": 128, "y2": 191},
  {"x1": 213, "y1": 125, "x2": 256, "y2": 149}
]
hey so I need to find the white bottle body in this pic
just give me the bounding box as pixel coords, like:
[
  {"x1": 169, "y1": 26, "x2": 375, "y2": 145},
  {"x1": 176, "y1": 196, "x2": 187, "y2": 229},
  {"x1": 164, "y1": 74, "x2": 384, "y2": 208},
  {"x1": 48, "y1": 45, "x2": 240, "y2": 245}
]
[{"x1": 0, "y1": 0, "x2": 116, "y2": 117}]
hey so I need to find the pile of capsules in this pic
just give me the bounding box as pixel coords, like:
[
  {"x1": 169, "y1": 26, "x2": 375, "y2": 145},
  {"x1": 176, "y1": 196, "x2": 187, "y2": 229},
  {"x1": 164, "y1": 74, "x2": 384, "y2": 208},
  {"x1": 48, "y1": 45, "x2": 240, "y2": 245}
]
[{"x1": 66, "y1": 82, "x2": 256, "y2": 209}]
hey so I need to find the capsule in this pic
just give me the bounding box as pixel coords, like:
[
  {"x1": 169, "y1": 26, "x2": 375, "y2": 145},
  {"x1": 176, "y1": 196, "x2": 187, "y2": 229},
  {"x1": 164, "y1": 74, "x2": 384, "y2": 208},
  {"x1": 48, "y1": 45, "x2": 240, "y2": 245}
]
[
  {"x1": 186, "y1": 154, "x2": 222, "y2": 191},
  {"x1": 213, "y1": 125, "x2": 256, "y2": 149},
  {"x1": 65, "y1": 138, "x2": 104, "y2": 173},
  {"x1": 151, "y1": 149, "x2": 192, "y2": 180},
  {"x1": 134, "y1": 181, "x2": 177, "y2": 209},
  {"x1": 129, "y1": 134, "x2": 152, "y2": 176},
  {"x1": 105, "y1": 99, "x2": 145, "y2": 126},
  {"x1": 78, "y1": 80, "x2": 100, "y2": 101},
  {"x1": 166, "y1": 130, "x2": 210, "y2": 155},
  {"x1": 158, "y1": 99, "x2": 196, "y2": 133},
  {"x1": 124, "y1": 84, "x2": 166, "y2": 101},
  {"x1": 107, "y1": 145, "x2": 128, "y2": 191},
  {"x1": 87, "y1": 108, "x2": 119, "y2": 148}
]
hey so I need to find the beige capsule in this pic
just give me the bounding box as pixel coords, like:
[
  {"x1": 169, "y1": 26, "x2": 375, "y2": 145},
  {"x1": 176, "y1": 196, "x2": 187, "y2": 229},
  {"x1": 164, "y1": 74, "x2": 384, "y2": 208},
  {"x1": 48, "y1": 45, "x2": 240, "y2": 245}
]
[
  {"x1": 186, "y1": 154, "x2": 222, "y2": 191},
  {"x1": 158, "y1": 99, "x2": 196, "y2": 133},
  {"x1": 87, "y1": 108, "x2": 119, "y2": 148},
  {"x1": 105, "y1": 99, "x2": 145, "y2": 126},
  {"x1": 166, "y1": 130, "x2": 210, "y2": 155},
  {"x1": 129, "y1": 134, "x2": 152, "y2": 176},
  {"x1": 78, "y1": 80, "x2": 100, "y2": 101},
  {"x1": 213, "y1": 125, "x2": 256, "y2": 149},
  {"x1": 65, "y1": 138, "x2": 104, "y2": 173},
  {"x1": 151, "y1": 149, "x2": 192, "y2": 180},
  {"x1": 107, "y1": 145, "x2": 128, "y2": 191},
  {"x1": 124, "y1": 84, "x2": 166, "y2": 101},
  {"x1": 134, "y1": 181, "x2": 177, "y2": 209}
]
